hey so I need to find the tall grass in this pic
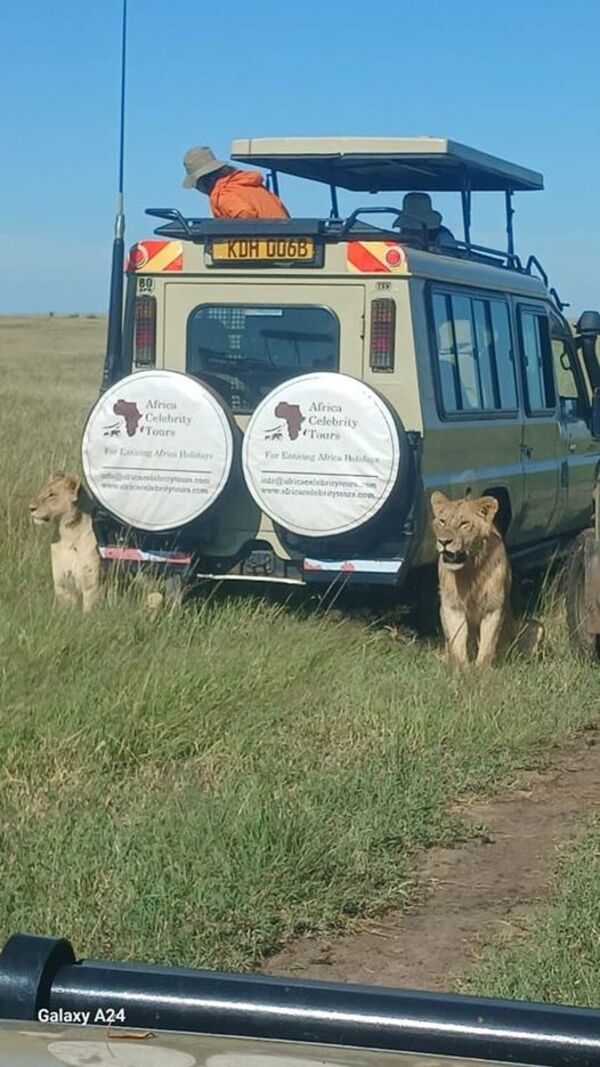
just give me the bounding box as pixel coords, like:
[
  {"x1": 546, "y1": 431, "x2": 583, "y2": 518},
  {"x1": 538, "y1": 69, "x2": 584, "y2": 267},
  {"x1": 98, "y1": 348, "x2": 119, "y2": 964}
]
[{"x1": 1, "y1": 317, "x2": 598, "y2": 971}]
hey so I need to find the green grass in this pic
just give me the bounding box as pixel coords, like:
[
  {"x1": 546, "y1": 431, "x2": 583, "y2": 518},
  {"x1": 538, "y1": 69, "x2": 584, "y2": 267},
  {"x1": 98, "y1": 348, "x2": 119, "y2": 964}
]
[
  {"x1": 460, "y1": 820, "x2": 600, "y2": 1007},
  {"x1": 1, "y1": 316, "x2": 599, "y2": 974}
]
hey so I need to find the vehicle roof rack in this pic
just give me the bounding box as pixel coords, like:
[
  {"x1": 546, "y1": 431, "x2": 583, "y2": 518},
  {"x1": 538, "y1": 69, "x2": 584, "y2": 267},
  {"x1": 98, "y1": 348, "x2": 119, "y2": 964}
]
[
  {"x1": 146, "y1": 208, "x2": 328, "y2": 239},
  {"x1": 145, "y1": 207, "x2": 568, "y2": 304},
  {"x1": 230, "y1": 137, "x2": 544, "y2": 193}
]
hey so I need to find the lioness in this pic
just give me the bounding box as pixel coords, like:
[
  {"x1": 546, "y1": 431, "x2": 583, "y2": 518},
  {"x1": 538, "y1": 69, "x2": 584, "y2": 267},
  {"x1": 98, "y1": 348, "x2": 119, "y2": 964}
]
[
  {"x1": 29, "y1": 473, "x2": 102, "y2": 612},
  {"x1": 430, "y1": 491, "x2": 543, "y2": 666},
  {"x1": 29, "y1": 472, "x2": 166, "y2": 616}
]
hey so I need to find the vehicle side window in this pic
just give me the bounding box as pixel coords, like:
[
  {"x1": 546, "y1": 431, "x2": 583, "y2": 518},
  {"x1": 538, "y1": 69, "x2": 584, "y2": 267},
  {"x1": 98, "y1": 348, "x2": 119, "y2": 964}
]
[
  {"x1": 431, "y1": 289, "x2": 517, "y2": 416},
  {"x1": 549, "y1": 312, "x2": 588, "y2": 420},
  {"x1": 432, "y1": 293, "x2": 461, "y2": 412},
  {"x1": 518, "y1": 309, "x2": 555, "y2": 415},
  {"x1": 488, "y1": 301, "x2": 518, "y2": 409},
  {"x1": 451, "y1": 294, "x2": 481, "y2": 410}
]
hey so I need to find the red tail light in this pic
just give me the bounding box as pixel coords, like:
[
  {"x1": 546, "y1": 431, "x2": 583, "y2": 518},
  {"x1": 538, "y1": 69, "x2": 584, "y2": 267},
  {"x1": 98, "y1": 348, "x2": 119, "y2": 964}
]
[
  {"x1": 134, "y1": 295, "x2": 156, "y2": 367},
  {"x1": 369, "y1": 299, "x2": 396, "y2": 372}
]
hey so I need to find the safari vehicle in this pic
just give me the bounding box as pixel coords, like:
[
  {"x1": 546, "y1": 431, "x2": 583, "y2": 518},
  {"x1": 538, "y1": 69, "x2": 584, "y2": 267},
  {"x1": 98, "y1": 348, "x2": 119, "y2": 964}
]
[
  {"x1": 1, "y1": 932, "x2": 599, "y2": 1066},
  {"x1": 87, "y1": 137, "x2": 600, "y2": 592}
]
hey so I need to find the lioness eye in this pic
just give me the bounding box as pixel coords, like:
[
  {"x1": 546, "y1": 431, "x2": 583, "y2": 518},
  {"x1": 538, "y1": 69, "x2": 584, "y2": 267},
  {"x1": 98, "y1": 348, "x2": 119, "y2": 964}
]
[
  {"x1": 460, "y1": 520, "x2": 468, "y2": 528},
  {"x1": 438, "y1": 518, "x2": 445, "y2": 526}
]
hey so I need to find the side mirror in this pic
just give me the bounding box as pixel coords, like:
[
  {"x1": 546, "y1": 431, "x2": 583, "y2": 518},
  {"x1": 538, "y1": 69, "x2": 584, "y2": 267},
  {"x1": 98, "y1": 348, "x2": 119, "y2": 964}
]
[
  {"x1": 576, "y1": 311, "x2": 600, "y2": 396},
  {"x1": 592, "y1": 390, "x2": 600, "y2": 439},
  {"x1": 576, "y1": 310, "x2": 600, "y2": 337}
]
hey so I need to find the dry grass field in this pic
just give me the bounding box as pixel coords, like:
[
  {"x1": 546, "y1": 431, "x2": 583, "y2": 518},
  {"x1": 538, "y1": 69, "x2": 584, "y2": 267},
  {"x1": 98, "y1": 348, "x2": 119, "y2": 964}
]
[{"x1": 0, "y1": 315, "x2": 598, "y2": 1003}]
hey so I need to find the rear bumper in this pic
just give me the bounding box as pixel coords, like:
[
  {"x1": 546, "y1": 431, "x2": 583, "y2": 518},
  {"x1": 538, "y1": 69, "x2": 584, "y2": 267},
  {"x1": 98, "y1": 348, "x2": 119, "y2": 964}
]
[
  {"x1": 94, "y1": 491, "x2": 419, "y2": 587},
  {"x1": 99, "y1": 546, "x2": 193, "y2": 567},
  {"x1": 98, "y1": 544, "x2": 408, "y2": 586},
  {"x1": 302, "y1": 556, "x2": 405, "y2": 584}
]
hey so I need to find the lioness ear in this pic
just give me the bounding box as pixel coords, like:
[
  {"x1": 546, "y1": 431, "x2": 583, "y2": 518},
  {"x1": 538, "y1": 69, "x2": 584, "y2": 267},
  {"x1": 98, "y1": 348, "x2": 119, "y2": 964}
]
[
  {"x1": 65, "y1": 474, "x2": 81, "y2": 501},
  {"x1": 430, "y1": 491, "x2": 448, "y2": 516},
  {"x1": 474, "y1": 495, "x2": 499, "y2": 523}
]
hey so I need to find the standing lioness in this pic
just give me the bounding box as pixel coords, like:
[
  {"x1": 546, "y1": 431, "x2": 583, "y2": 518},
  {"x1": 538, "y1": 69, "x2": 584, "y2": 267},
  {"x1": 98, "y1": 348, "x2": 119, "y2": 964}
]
[{"x1": 430, "y1": 491, "x2": 542, "y2": 666}]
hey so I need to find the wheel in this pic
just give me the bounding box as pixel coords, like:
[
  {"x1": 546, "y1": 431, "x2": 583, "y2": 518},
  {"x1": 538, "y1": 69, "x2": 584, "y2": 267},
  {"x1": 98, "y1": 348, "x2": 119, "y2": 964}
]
[{"x1": 565, "y1": 530, "x2": 600, "y2": 660}]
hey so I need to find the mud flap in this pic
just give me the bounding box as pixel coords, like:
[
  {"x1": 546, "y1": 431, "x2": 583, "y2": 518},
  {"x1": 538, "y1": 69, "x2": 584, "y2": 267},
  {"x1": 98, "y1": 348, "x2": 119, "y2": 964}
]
[{"x1": 583, "y1": 532, "x2": 600, "y2": 634}]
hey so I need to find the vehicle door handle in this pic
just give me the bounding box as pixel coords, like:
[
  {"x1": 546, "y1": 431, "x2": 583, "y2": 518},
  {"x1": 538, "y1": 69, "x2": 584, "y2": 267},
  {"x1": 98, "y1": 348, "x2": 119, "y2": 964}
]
[
  {"x1": 568, "y1": 442, "x2": 577, "y2": 453},
  {"x1": 520, "y1": 444, "x2": 534, "y2": 459}
]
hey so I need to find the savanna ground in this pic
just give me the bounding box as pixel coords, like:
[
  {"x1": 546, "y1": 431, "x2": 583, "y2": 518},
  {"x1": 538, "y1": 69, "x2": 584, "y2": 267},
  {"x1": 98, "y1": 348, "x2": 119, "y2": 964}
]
[{"x1": 0, "y1": 316, "x2": 599, "y2": 1004}]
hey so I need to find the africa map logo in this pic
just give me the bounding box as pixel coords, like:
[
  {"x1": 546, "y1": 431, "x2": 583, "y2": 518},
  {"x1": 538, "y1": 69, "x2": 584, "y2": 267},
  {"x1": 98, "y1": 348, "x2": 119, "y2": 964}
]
[
  {"x1": 264, "y1": 402, "x2": 306, "y2": 441},
  {"x1": 103, "y1": 399, "x2": 143, "y2": 438}
]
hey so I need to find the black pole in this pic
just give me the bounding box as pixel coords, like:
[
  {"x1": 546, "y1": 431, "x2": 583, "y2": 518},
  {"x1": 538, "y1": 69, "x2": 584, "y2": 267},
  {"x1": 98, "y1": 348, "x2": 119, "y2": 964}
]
[
  {"x1": 1, "y1": 935, "x2": 600, "y2": 1067},
  {"x1": 505, "y1": 189, "x2": 515, "y2": 263},
  {"x1": 329, "y1": 184, "x2": 340, "y2": 219},
  {"x1": 460, "y1": 182, "x2": 471, "y2": 248},
  {"x1": 101, "y1": 0, "x2": 128, "y2": 392}
]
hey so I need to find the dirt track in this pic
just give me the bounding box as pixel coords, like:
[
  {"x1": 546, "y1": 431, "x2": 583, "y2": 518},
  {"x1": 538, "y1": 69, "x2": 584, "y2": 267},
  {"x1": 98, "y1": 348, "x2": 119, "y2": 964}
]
[{"x1": 264, "y1": 729, "x2": 600, "y2": 990}]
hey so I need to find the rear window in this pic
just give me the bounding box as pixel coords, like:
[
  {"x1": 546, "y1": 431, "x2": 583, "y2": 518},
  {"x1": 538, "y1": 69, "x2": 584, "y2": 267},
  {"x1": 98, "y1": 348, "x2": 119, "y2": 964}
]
[{"x1": 187, "y1": 305, "x2": 339, "y2": 413}]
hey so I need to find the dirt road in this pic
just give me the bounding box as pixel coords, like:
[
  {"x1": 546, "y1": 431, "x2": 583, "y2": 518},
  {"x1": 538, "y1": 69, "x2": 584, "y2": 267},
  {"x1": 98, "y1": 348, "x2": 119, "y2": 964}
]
[{"x1": 264, "y1": 730, "x2": 600, "y2": 990}]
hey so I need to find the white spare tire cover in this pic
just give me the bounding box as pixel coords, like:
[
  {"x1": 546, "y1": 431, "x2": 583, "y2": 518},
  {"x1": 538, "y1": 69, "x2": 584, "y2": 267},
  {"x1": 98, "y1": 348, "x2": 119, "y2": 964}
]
[
  {"x1": 242, "y1": 372, "x2": 401, "y2": 538},
  {"x1": 82, "y1": 370, "x2": 234, "y2": 532}
]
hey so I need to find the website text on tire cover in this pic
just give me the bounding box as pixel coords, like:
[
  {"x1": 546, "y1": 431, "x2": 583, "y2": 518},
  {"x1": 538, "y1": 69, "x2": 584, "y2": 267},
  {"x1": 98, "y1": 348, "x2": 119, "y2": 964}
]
[{"x1": 89, "y1": 136, "x2": 600, "y2": 590}]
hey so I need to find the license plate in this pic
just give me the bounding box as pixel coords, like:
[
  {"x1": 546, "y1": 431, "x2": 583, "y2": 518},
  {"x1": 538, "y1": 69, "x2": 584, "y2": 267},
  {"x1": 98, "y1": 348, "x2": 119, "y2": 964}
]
[{"x1": 209, "y1": 238, "x2": 316, "y2": 264}]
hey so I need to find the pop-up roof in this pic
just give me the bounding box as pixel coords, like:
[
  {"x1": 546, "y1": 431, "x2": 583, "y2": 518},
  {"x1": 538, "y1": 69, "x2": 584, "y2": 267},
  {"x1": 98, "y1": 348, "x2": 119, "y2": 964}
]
[{"x1": 230, "y1": 137, "x2": 543, "y2": 193}]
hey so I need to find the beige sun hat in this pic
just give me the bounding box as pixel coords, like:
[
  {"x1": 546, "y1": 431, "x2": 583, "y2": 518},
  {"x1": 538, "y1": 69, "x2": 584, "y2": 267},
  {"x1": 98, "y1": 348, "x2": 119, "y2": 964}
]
[
  {"x1": 182, "y1": 146, "x2": 227, "y2": 188},
  {"x1": 394, "y1": 192, "x2": 442, "y2": 230}
]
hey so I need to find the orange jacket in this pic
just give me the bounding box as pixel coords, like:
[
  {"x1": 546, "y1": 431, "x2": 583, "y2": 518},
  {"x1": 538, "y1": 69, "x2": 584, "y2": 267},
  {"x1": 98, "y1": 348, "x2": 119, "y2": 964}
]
[{"x1": 209, "y1": 169, "x2": 289, "y2": 219}]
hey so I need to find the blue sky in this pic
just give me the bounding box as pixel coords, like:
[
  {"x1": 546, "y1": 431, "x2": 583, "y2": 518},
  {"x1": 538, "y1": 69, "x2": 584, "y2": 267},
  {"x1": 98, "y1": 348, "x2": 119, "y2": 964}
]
[{"x1": 1, "y1": 0, "x2": 598, "y2": 314}]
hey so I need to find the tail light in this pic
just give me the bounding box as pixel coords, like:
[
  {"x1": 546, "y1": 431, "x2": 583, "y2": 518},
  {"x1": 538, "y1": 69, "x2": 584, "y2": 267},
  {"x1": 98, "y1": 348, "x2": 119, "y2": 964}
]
[
  {"x1": 134, "y1": 295, "x2": 156, "y2": 367},
  {"x1": 369, "y1": 299, "x2": 396, "y2": 372}
]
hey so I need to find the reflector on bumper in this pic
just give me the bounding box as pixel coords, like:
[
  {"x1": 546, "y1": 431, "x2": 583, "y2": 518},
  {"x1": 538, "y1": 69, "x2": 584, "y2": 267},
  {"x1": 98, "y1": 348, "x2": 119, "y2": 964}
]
[
  {"x1": 303, "y1": 558, "x2": 404, "y2": 574},
  {"x1": 99, "y1": 547, "x2": 193, "y2": 565}
]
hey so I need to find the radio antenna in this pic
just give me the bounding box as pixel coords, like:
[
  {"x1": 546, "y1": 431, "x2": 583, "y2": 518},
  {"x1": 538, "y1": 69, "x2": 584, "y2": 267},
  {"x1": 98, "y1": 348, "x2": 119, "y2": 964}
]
[{"x1": 102, "y1": 0, "x2": 128, "y2": 390}]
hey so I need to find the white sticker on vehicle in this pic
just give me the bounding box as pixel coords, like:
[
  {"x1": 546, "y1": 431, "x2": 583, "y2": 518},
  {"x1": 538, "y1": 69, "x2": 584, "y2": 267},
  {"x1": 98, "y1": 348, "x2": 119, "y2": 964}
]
[
  {"x1": 242, "y1": 372, "x2": 401, "y2": 537},
  {"x1": 82, "y1": 370, "x2": 234, "y2": 532}
]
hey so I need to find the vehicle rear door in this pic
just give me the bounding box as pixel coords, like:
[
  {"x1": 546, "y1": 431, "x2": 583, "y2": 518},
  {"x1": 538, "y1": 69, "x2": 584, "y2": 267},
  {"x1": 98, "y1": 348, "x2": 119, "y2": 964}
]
[{"x1": 163, "y1": 281, "x2": 366, "y2": 418}]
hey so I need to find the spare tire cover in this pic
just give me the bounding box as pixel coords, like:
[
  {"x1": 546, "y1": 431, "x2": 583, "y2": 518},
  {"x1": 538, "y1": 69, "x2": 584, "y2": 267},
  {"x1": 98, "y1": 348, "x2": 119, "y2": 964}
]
[
  {"x1": 242, "y1": 372, "x2": 401, "y2": 538},
  {"x1": 82, "y1": 370, "x2": 234, "y2": 532}
]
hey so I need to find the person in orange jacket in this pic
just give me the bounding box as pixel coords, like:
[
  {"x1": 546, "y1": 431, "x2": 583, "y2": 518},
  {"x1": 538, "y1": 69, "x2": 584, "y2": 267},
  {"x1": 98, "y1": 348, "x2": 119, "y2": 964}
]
[{"x1": 182, "y1": 146, "x2": 289, "y2": 219}]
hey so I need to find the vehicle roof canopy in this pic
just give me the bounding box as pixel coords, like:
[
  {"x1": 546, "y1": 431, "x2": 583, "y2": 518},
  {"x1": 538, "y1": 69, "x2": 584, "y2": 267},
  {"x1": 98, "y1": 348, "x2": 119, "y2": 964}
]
[{"x1": 230, "y1": 137, "x2": 544, "y2": 193}]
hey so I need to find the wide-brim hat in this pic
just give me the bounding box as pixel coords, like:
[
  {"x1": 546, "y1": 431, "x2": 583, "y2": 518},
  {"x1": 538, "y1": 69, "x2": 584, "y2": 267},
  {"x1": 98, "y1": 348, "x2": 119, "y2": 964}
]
[
  {"x1": 182, "y1": 146, "x2": 227, "y2": 188},
  {"x1": 394, "y1": 192, "x2": 442, "y2": 231}
]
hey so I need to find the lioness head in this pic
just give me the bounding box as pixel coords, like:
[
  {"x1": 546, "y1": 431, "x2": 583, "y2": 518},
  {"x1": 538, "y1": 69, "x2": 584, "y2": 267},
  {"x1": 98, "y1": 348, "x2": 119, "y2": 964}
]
[
  {"x1": 430, "y1": 491, "x2": 499, "y2": 570},
  {"x1": 29, "y1": 472, "x2": 81, "y2": 526}
]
